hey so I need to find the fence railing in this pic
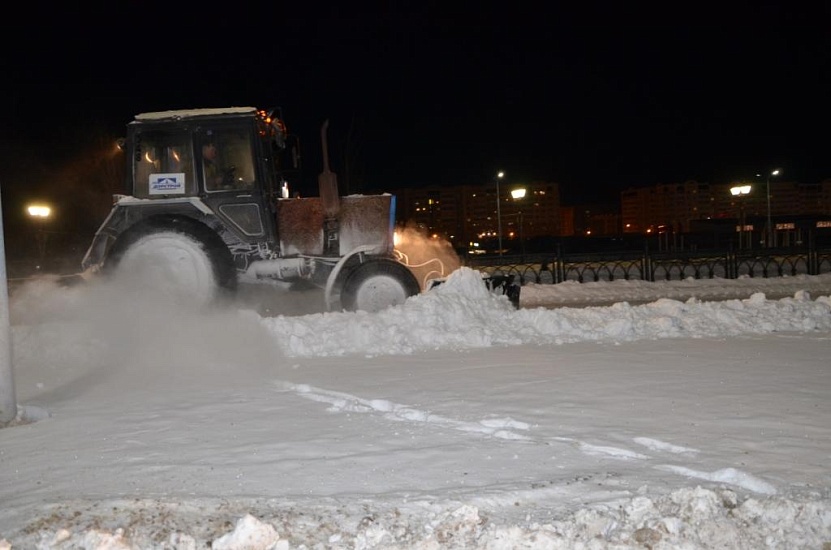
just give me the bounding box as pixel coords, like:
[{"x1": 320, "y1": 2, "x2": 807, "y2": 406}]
[{"x1": 463, "y1": 242, "x2": 831, "y2": 285}]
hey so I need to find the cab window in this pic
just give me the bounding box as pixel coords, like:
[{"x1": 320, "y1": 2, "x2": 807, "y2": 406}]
[
  {"x1": 133, "y1": 131, "x2": 195, "y2": 198},
  {"x1": 201, "y1": 128, "x2": 256, "y2": 192}
]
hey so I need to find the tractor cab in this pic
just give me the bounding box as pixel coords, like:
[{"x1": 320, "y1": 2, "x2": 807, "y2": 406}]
[
  {"x1": 128, "y1": 108, "x2": 292, "y2": 196},
  {"x1": 124, "y1": 108, "x2": 296, "y2": 243}
]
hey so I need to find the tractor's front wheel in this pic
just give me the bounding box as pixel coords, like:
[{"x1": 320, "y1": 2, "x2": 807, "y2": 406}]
[{"x1": 340, "y1": 259, "x2": 420, "y2": 312}]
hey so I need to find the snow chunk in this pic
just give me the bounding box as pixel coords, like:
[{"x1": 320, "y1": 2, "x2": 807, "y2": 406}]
[{"x1": 211, "y1": 514, "x2": 283, "y2": 550}]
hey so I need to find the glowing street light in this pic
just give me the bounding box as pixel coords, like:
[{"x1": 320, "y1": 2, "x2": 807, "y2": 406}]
[
  {"x1": 757, "y1": 169, "x2": 781, "y2": 247},
  {"x1": 26, "y1": 203, "x2": 52, "y2": 269},
  {"x1": 495, "y1": 171, "x2": 504, "y2": 255},
  {"x1": 27, "y1": 204, "x2": 52, "y2": 218},
  {"x1": 511, "y1": 187, "x2": 527, "y2": 257},
  {"x1": 730, "y1": 185, "x2": 752, "y2": 249}
]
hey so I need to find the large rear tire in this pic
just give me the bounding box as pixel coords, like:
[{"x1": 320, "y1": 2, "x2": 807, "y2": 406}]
[
  {"x1": 340, "y1": 259, "x2": 420, "y2": 312},
  {"x1": 105, "y1": 218, "x2": 236, "y2": 307}
]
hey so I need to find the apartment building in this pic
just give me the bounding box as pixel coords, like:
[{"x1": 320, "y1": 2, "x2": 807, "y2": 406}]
[
  {"x1": 621, "y1": 179, "x2": 831, "y2": 234},
  {"x1": 394, "y1": 181, "x2": 561, "y2": 250}
]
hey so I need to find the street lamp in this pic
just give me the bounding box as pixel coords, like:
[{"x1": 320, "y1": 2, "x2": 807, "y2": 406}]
[
  {"x1": 27, "y1": 205, "x2": 51, "y2": 218},
  {"x1": 510, "y1": 188, "x2": 527, "y2": 257},
  {"x1": 730, "y1": 185, "x2": 751, "y2": 250},
  {"x1": 757, "y1": 169, "x2": 781, "y2": 248},
  {"x1": 27, "y1": 203, "x2": 52, "y2": 269},
  {"x1": 495, "y1": 171, "x2": 504, "y2": 255}
]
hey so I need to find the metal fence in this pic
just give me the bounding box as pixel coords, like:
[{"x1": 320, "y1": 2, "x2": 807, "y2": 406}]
[{"x1": 464, "y1": 241, "x2": 831, "y2": 285}]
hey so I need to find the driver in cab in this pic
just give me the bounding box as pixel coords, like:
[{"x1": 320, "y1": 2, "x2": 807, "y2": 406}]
[{"x1": 202, "y1": 141, "x2": 235, "y2": 190}]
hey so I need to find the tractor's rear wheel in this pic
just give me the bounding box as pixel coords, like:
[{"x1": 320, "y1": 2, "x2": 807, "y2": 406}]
[
  {"x1": 340, "y1": 259, "x2": 420, "y2": 312},
  {"x1": 105, "y1": 219, "x2": 236, "y2": 307}
]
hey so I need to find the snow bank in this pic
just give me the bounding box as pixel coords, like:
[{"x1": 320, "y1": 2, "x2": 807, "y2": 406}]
[{"x1": 4, "y1": 488, "x2": 829, "y2": 549}]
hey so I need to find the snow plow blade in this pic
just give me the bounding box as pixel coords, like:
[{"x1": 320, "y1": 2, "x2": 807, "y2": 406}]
[{"x1": 484, "y1": 274, "x2": 521, "y2": 308}]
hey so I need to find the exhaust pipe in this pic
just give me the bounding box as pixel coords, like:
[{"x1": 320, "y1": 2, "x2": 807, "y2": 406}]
[{"x1": 319, "y1": 119, "x2": 340, "y2": 256}]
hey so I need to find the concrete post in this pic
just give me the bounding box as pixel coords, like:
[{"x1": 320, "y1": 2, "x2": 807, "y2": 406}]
[{"x1": 0, "y1": 189, "x2": 18, "y2": 426}]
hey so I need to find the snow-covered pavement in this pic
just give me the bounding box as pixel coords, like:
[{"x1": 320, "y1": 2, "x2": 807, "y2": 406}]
[{"x1": 1, "y1": 269, "x2": 830, "y2": 548}]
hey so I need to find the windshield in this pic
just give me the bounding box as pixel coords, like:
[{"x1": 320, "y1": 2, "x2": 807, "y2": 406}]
[{"x1": 201, "y1": 127, "x2": 257, "y2": 192}]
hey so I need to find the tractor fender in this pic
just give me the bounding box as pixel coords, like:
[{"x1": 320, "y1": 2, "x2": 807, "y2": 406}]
[{"x1": 82, "y1": 198, "x2": 220, "y2": 271}]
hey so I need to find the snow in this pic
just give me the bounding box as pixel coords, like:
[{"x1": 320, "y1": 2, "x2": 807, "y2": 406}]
[
  {"x1": 134, "y1": 107, "x2": 257, "y2": 121},
  {"x1": 2, "y1": 267, "x2": 831, "y2": 549}
]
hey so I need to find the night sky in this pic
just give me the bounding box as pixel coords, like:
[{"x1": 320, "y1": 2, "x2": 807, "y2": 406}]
[{"x1": 2, "y1": 3, "x2": 829, "y2": 207}]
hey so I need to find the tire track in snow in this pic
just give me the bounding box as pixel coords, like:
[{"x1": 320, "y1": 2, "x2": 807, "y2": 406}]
[
  {"x1": 655, "y1": 465, "x2": 777, "y2": 495},
  {"x1": 552, "y1": 437, "x2": 652, "y2": 461},
  {"x1": 550, "y1": 435, "x2": 776, "y2": 495},
  {"x1": 281, "y1": 382, "x2": 777, "y2": 494},
  {"x1": 278, "y1": 381, "x2": 533, "y2": 441},
  {"x1": 633, "y1": 436, "x2": 699, "y2": 455}
]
